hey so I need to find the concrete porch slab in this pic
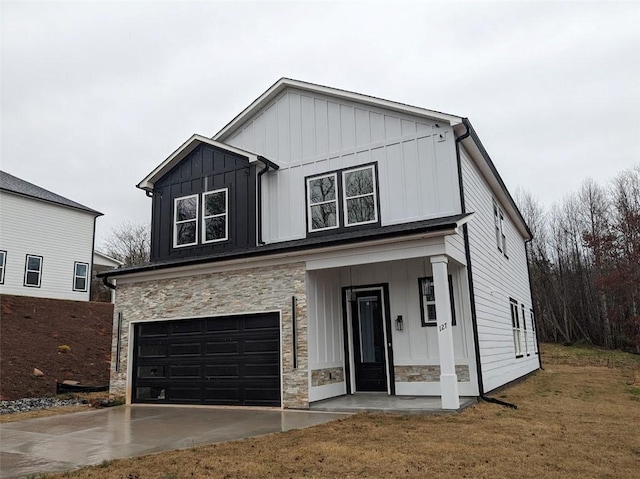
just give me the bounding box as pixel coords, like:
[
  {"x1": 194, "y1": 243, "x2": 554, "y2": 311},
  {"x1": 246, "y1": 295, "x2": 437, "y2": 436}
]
[{"x1": 309, "y1": 394, "x2": 477, "y2": 414}]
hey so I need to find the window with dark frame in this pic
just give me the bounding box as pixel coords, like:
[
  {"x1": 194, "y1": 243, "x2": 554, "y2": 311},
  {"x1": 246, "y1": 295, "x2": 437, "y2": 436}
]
[
  {"x1": 24, "y1": 254, "x2": 43, "y2": 288},
  {"x1": 307, "y1": 173, "x2": 338, "y2": 232},
  {"x1": 510, "y1": 298, "x2": 522, "y2": 357},
  {"x1": 202, "y1": 188, "x2": 228, "y2": 243},
  {"x1": 305, "y1": 164, "x2": 379, "y2": 234},
  {"x1": 521, "y1": 303, "x2": 529, "y2": 355},
  {"x1": 342, "y1": 165, "x2": 378, "y2": 227},
  {"x1": 531, "y1": 309, "x2": 538, "y2": 354},
  {"x1": 493, "y1": 200, "x2": 507, "y2": 257},
  {"x1": 419, "y1": 275, "x2": 456, "y2": 327},
  {"x1": 0, "y1": 250, "x2": 6, "y2": 284},
  {"x1": 73, "y1": 262, "x2": 89, "y2": 292},
  {"x1": 174, "y1": 194, "x2": 199, "y2": 247}
]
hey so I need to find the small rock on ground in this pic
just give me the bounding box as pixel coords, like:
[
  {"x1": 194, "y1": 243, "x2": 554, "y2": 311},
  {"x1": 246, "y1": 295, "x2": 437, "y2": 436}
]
[{"x1": 0, "y1": 397, "x2": 83, "y2": 415}]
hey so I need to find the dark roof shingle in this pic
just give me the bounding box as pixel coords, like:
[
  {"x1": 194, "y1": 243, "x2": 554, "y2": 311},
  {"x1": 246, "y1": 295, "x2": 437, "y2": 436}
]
[{"x1": 0, "y1": 170, "x2": 102, "y2": 215}]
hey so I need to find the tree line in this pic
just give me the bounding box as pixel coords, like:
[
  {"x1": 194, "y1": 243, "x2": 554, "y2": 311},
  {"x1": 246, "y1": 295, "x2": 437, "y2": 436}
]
[{"x1": 516, "y1": 164, "x2": 639, "y2": 353}]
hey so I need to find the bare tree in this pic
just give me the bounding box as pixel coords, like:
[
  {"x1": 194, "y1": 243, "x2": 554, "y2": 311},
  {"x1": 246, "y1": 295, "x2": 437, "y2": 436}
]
[{"x1": 101, "y1": 221, "x2": 151, "y2": 266}]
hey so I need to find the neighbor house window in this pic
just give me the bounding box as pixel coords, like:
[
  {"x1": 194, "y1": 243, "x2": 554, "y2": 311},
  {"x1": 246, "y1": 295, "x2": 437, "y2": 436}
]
[
  {"x1": 307, "y1": 173, "x2": 338, "y2": 232},
  {"x1": 202, "y1": 188, "x2": 228, "y2": 243},
  {"x1": 24, "y1": 254, "x2": 43, "y2": 288},
  {"x1": 510, "y1": 298, "x2": 522, "y2": 357},
  {"x1": 0, "y1": 250, "x2": 6, "y2": 284},
  {"x1": 306, "y1": 164, "x2": 379, "y2": 234},
  {"x1": 73, "y1": 262, "x2": 89, "y2": 292},
  {"x1": 174, "y1": 194, "x2": 199, "y2": 247},
  {"x1": 494, "y1": 200, "x2": 507, "y2": 257},
  {"x1": 419, "y1": 275, "x2": 456, "y2": 327},
  {"x1": 343, "y1": 165, "x2": 378, "y2": 226}
]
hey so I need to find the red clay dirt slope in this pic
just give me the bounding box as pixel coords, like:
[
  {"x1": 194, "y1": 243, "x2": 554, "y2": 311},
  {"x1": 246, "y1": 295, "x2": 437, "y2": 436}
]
[{"x1": 0, "y1": 294, "x2": 113, "y2": 400}]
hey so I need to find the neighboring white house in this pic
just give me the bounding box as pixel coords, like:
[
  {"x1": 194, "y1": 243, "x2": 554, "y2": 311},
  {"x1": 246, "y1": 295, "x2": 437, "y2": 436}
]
[
  {"x1": 0, "y1": 170, "x2": 102, "y2": 301},
  {"x1": 100, "y1": 78, "x2": 540, "y2": 410}
]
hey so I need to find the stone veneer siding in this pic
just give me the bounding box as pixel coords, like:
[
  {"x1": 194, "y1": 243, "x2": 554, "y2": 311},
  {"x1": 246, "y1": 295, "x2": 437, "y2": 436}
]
[
  {"x1": 394, "y1": 365, "x2": 470, "y2": 382},
  {"x1": 311, "y1": 367, "x2": 344, "y2": 387},
  {"x1": 110, "y1": 262, "x2": 309, "y2": 408}
]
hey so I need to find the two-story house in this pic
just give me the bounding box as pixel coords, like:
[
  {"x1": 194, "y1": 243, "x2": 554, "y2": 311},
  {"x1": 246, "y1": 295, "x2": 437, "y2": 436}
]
[
  {"x1": 101, "y1": 78, "x2": 540, "y2": 410},
  {"x1": 0, "y1": 170, "x2": 102, "y2": 301}
]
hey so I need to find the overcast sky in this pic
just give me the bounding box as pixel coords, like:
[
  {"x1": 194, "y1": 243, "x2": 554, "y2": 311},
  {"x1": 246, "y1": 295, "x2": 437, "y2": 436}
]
[{"x1": 2, "y1": 1, "x2": 639, "y2": 246}]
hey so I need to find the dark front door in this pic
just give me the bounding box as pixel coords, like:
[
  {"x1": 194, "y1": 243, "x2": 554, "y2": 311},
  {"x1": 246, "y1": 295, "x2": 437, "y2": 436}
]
[{"x1": 351, "y1": 290, "x2": 387, "y2": 392}]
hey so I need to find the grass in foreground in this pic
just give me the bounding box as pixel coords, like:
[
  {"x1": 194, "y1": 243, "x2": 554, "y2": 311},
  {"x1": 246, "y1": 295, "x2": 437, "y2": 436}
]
[{"x1": 39, "y1": 344, "x2": 640, "y2": 478}]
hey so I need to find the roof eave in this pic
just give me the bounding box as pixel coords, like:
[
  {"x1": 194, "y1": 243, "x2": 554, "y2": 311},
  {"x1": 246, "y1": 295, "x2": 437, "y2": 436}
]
[{"x1": 137, "y1": 134, "x2": 277, "y2": 192}]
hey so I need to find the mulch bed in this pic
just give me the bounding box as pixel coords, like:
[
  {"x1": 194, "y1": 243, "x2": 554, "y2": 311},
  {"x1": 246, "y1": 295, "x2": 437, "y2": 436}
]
[{"x1": 0, "y1": 294, "x2": 113, "y2": 400}]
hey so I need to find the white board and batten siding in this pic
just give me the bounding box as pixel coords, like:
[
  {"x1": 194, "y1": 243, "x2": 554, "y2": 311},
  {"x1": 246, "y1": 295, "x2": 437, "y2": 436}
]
[
  {"x1": 307, "y1": 258, "x2": 479, "y2": 402},
  {"x1": 226, "y1": 88, "x2": 462, "y2": 243},
  {"x1": 0, "y1": 191, "x2": 95, "y2": 301},
  {"x1": 460, "y1": 148, "x2": 539, "y2": 392}
]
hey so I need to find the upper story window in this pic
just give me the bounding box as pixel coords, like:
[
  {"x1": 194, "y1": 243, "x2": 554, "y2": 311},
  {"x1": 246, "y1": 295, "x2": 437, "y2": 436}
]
[
  {"x1": 493, "y1": 200, "x2": 507, "y2": 257},
  {"x1": 418, "y1": 275, "x2": 456, "y2": 327},
  {"x1": 306, "y1": 164, "x2": 379, "y2": 234},
  {"x1": 202, "y1": 189, "x2": 228, "y2": 243},
  {"x1": 308, "y1": 173, "x2": 338, "y2": 232},
  {"x1": 174, "y1": 194, "x2": 199, "y2": 247},
  {"x1": 174, "y1": 189, "x2": 229, "y2": 249},
  {"x1": 24, "y1": 254, "x2": 43, "y2": 288},
  {"x1": 73, "y1": 262, "x2": 89, "y2": 292},
  {"x1": 343, "y1": 166, "x2": 378, "y2": 226},
  {"x1": 0, "y1": 250, "x2": 6, "y2": 284}
]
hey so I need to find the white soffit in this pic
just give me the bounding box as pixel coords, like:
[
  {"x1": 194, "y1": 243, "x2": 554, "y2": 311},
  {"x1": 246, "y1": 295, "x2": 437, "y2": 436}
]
[{"x1": 137, "y1": 134, "x2": 264, "y2": 191}]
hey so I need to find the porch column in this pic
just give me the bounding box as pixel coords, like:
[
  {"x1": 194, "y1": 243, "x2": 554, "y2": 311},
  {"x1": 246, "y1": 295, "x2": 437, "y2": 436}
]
[{"x1": 430, "y1": 255, "x2": 460, "y2": 410}]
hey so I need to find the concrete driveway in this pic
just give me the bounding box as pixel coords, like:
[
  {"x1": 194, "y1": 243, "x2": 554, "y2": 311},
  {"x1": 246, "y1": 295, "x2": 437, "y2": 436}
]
[{"x1": 0, "y1": 405, "x2": 350, "y2": 479}]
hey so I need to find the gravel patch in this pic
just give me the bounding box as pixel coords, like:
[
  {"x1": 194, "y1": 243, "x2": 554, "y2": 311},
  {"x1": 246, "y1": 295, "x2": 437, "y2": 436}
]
[{"x1": 0, "y1": 397, "x2": 84, "y2": 415}]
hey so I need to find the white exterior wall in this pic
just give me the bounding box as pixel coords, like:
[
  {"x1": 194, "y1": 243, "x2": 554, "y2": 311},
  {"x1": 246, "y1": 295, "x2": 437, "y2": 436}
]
[
  {"x1": 226, "y1": 89, "x2": 461, "y2": 243},
  {"x1": 307, "y1": 257, "x2": 478, "y2": 401},
  {"x1": 460, "y1": 148, "x2": 539, "y2": 392},
  {"x1": 0, "y1": 192, "x2": 95, "y2": 301}
]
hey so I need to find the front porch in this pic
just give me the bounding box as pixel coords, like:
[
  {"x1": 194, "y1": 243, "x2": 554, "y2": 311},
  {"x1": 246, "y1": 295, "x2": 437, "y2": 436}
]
[{"x1": 310, "y1": 393, "x2": 477, "y2": 414}]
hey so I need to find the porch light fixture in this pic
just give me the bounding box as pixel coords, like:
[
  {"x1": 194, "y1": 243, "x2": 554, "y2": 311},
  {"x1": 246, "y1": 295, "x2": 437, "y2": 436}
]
[{"x1": 395, "y1": 315, "x2": 404, "y2": 331}]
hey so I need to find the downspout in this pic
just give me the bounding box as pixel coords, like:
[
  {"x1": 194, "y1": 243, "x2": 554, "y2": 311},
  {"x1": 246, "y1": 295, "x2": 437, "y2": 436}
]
[
  {"x1": 456, "y1": 118, "x2": 517, "y2": 410},
  {"x1": 525, "y1": 238, "x2": 544, "y2": 370},
  {"x1": 256, "y1": 162, "x2": 270, "y2": 245}
]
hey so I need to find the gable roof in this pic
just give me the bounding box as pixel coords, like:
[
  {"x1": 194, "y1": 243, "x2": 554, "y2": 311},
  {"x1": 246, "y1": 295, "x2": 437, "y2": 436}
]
[
  {"x1": 137, "y1": 134, "x2": 279, "y2": 192},
  {"x1": 0, "y1": 170, "x2": 102, "y2": 216},
  {"x1": 213, "y1": 78, "x2": 464, "y2": 142}
]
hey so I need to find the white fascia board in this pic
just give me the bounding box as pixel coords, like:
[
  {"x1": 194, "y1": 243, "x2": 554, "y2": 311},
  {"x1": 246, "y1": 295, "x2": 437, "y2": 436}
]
[
  {"x1": 213, "y1": 78, "x2": 464, "y2": 142},
  {"x1": 137, "y1": 134, "x2": 264, "y2": 191},
  {"x1": 454, "y1": 123, "x2": 531, "y2": 240},
  {"x1": 113, "y1": 227, "x2": 460, "y2": 284},
  {"x1": 93, "y1": 251, "x2": 124, "y2": 267}
]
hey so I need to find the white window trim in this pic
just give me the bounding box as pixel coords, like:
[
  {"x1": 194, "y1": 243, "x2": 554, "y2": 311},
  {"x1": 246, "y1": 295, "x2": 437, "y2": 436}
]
[
  {"x1": 510, "y1": 299, "x2": 522, "y2": 357},
  {"x1": 173, "y1": 194, "x2": 199, "y2": 248},
  {"x1": 73, "y1": 261, "x2": 89, "y2": 292},
  {"x1": 0, "y1": 250, "x2": 6, "y2": 284},
  {"x1": 342, "y1": 165, "x2": 378, "y2": 227},
  {"x1": 202, "y1": 188, "x2": 229, "y2": 244},
  {"x1": 494, "y1": 200, "x2": 508, "y2": 257},
  {"x1": 521, "y1": 303, "x2": 529, "y2": 356},
  {"x1": 531, "y1": 309, "x2": 538, "y2": 354},
  {"x1": 307, "y1": 172, "x2": 339, "y2": 232},
  {"x1": 24, "y1": 254, "x2": 43, "y2": 288}
]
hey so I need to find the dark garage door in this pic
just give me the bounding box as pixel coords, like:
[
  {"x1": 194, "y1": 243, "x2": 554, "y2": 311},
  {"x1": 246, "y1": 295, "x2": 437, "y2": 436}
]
[{"x1": 132, "y1": 313, "x2": 281, "y2": 406}]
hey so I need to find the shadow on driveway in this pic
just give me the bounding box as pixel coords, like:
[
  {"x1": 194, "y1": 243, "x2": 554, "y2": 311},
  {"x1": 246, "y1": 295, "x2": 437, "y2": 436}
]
[{"x1": 0, "y1": 405, "x2": 350, "y2": 479}]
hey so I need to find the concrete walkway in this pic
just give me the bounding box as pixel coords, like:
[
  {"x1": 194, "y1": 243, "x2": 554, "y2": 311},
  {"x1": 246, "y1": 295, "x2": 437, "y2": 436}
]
[
  {"x1": 310, "y1": 394, "x2": 477, "y2": 413},
  {"x1": 0, "y1": 405, "x2": 350, "y2": 479}
]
